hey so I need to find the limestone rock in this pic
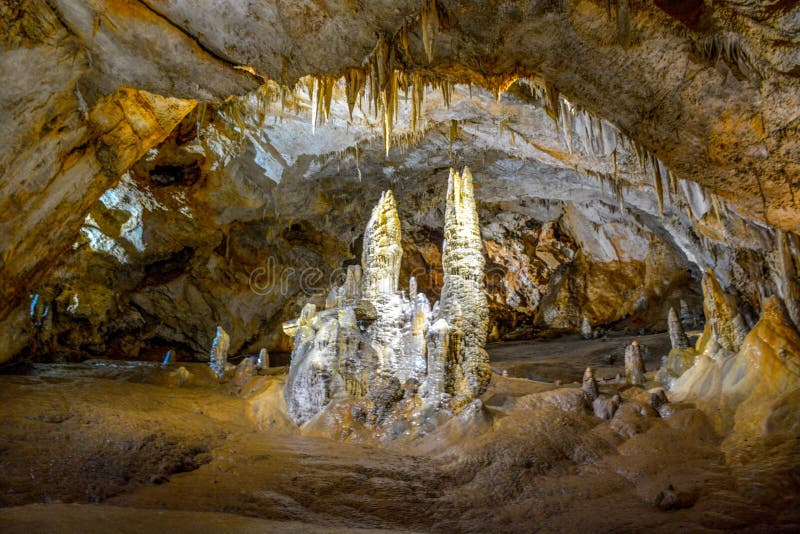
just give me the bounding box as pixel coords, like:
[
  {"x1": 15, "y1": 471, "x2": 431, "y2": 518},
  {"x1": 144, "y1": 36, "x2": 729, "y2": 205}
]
[
  {"x1": 362, "y1": 190, "x2": 402, "y2": 301},
  {"x1": 625, "y1": 340, "x2": 646, "y2": 386},
  {"x1": 234, "y1": 357, "x2": 256, "y2": 386},
  {"x1": 283, "y1": 171, "x2": 490, "y2": 431},
  {"x1": 593, "y1": 394, "x2": 621, "y2": 420}
]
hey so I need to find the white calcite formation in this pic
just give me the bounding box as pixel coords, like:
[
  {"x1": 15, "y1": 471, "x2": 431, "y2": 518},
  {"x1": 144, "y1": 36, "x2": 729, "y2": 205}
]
[
  {"x1": 438, "y1": 167, "x2": 492, "y2": 399},
  {"x1": 209, "y1": 326, "x2": 231, "y2": 380},
  {"x1": 257, "y1": 348, "x2": 269, "y2": 370},
  {"x1": 580, "y1": 316, "x2": 593, "y2": 339},
  {"x1": 283, "y1": 168, "x2": 490, "y2": 427}
]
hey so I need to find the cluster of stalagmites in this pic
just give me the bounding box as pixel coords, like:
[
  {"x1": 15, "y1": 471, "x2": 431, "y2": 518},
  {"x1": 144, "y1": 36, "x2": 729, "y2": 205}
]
[
  {"x1": 283, "y1": 168, "x2": 490, "y2": 429},
  {"x1": 206, "y1": 325, "x2": 269, "y2": 383},
  {"x1": 529, "y1": 266, "x2": 800, "y2": 431}
]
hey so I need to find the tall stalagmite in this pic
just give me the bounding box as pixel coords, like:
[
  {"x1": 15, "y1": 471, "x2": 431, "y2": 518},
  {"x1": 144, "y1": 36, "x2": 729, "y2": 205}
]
[{"x1": 439, "y1": 167, "x2": 491, "y2": 398}]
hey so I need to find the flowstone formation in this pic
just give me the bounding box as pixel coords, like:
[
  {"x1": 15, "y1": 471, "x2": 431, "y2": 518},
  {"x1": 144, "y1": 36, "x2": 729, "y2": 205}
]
[
  {"x1": 283, "y1": 168, "x2": 489, "y2": 433},
  {"x1": 666, "y1": 269, "x2": 800, "y2": 441}
]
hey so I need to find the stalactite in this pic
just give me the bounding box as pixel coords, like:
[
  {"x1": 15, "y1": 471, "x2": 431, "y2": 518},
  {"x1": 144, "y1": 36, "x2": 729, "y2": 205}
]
[
  {"x1": 651, "y1": 153, "x2": 664, "y2": 215},
  {"x1": 449, "y1": 119, "x2": 458, "y2": 158},
  {"x1": 420, "y1": 0, "x2": 440, "y2": 63},
  {"x1": 195, "y1": 102, "x2": 207, "y2": 136},
  {"x1": 439, "y1": 79, "x2": 452, "y2": 108},
  {"x1": 344, "y1": 68, "x2": 366, "y2": 120},
  {"x1": 544, "y1": 81, "x2": 560, "y2": 122}
]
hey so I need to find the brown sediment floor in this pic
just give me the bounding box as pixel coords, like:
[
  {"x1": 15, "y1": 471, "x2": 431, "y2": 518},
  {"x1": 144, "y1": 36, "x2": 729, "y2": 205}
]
[
  {"x1": 488, "y1": 332, "x2": 678, "y2": 382},
  {"x1": 1, "y1": 337, "x2": 798, "y2": 533}
]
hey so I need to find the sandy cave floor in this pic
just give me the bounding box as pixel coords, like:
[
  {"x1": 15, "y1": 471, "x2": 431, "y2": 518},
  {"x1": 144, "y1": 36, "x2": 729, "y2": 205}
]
[{"x1": 1, "y1": 334, "x2": 799, "y2": 533}]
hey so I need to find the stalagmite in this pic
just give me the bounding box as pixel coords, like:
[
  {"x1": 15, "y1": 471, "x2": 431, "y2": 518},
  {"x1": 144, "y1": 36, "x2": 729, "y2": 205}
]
[
  {"x1": 700, "y1": 269, "x2": 748, "y2": 353},
  {"x1": 659, "y1": 307, "x2": 698, "y2": 386},
  {"x1": 668, "y1": 307, "x2": 689, "y2": 350},
  {"x1": 257, "y1": 348, "x2": 269, "y2": 370},
  {"x1": 581, "y1": 316, "x2": 593, "y2": 339},
  {"x1": 439, "y1": 167, "x2": 491, "y2": 398},
  {"x1": 234, "y1": 356, "x2": 255, "y2": 384},
  {"x1": 582, "y1": 367, "x2": 599, "y2": 401},
  {"x1": 424, "y1": 318, "x2": 452, "y2": 398},
  {"x1": 209, "y1": 326, "x2": 231, "y2": 380},
  {"x1": 361, "y1": 191, "x2": 402, "y2": 301},
  {"x1": 625, "y1": 340, "x2": 646, "y2": 386}
]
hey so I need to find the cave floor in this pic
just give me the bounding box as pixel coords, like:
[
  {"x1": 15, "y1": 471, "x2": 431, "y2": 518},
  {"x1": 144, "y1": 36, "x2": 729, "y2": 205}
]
[
  {"x1": 487, "y1": 331, "x2": 677, "y2": 383},
  {"x1": 1, "y1": 338, "x2": 799, "y2": 533}
]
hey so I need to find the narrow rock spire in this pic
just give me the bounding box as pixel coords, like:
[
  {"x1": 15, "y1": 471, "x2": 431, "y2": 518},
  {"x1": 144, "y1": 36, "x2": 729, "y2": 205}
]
[
  {"x1": 625, "y1": 340, "x2": 645, "y2": 386},
  {"x1": 257, "y1": 348, "x2": 269, "y2": 370},
  {"x1": 581, "y1": 316, "x2": 593, "y2": 339},
  {"x1": 362, "y1": 190, "x2": 403, "y2": 300},
  {"x1": 439, "y1": 167, "x2": 490, "y2": 398},
  {"x1": 668, "y1": 307, "x2": 690, "y2": 350},
  {"x1": 582, "y1": 367, "x2": 599, "y2": 401}
]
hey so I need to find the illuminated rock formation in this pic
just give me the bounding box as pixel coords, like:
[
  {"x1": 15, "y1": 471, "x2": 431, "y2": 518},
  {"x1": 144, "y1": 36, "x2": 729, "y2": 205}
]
[
  {"x1": 362, "y1": 191, "x2": 403, "y2": 301},
  {"x1": 257, "y1": 348, "x2": 269, "y2": 370},
  {"x1": 624, "y1": 341, "x2": 645, "y2": 386},
  {"x1": 439, "y1": 167, "x2": 491, "y2": 399},
  {"x1": 673, "y1": 295, "x2": 800, "y2": 438},
  {"x1": 283, "y1": 169, "x2": 489, "y2": 429},
  {"x1": 209, "y1": 326, "x2": 231, "y2": 380},
  {"x1": 699, "y1": 269, "x2": 748, "y2": 354}
]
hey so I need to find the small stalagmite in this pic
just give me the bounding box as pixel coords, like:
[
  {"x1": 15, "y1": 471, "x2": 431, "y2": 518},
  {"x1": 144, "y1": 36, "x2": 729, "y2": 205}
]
[
  {"x1": 582, "y1": 367, "x2": 599, "y2": 401},
  {"x1": 257, "y1": 348, "x2": 269, "y2": 370},
  {"x1": 668, "y1": 306, "x2": 690, "y2": 350},
  {"x1": 625, "y1": 340, "x2": 646, "y2": 386},
  {"x1": 658, "y1": 306, "x2": 698, "y2": 385},
  {"x1": 581, "y1": 316, "x2": 593, "y2": 340},
  {"x1": 209, "y1": 326, "x2": 231, "y2": 380}
]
